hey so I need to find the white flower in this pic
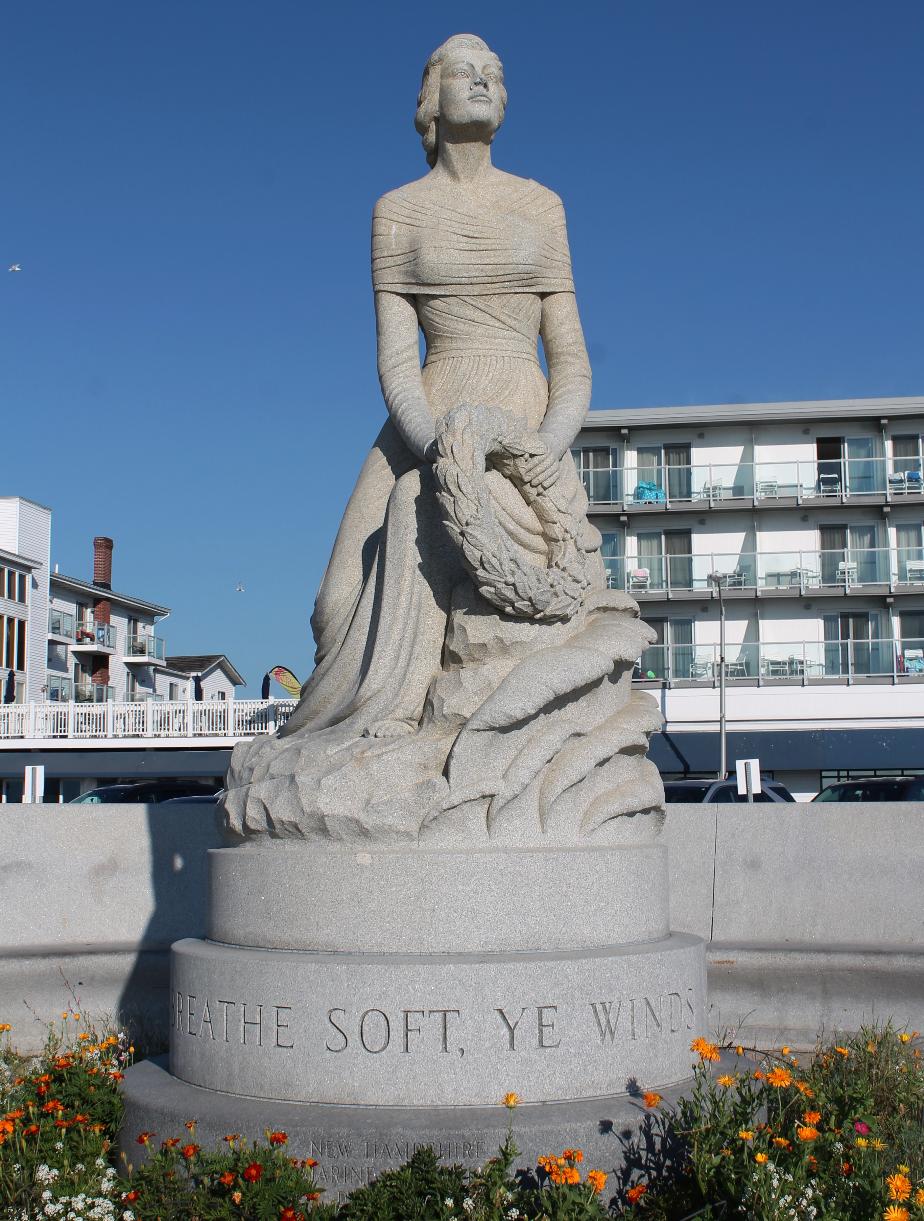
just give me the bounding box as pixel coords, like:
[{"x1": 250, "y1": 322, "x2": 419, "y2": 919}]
[
  {"x1": 444, "y1": 1201, "x2": 454, "y2": 1209},
  {"x1": 55, "y1": 1140, "x2": 65, "y2": 1150},
  {"x1": 462, "y1": 1201, "x2": 475, "y2": 1215}
]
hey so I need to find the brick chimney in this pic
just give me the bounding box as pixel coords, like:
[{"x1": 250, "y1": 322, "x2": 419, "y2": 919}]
[
  {"x1": 91, "y1": 537, "x2": 113, "y2": 687},
  {"x1": 93, "y1": 536, "x2": 113, "y2": 590}
]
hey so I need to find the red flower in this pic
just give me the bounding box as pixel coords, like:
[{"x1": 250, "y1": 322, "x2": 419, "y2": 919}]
[
  {"x1": 161, "y1": 1137, "x2": 180, "y2": 1149},
  {"x1": 218, "y1": 1171, "x2": 235, "y2": 1186},
  {"x1": 268, "y1": 1130, "x2": 288, "y2": 1145},
  {"x1": 181, "y1": 1143, "x2": 200, "y2": 1160},
  {"x1": 627, "y1": 1183, "x2": 648, "y2": 1204},
  {"x1": 243, "y1": 1162, "x2": 263, "y2": 1183},
  {"x1": 136, "y1": 1131, "x2": 155, "y2": 1145},
  {"x1": 121, "y1": 1191, "x2": 139, "y2": 1203}
]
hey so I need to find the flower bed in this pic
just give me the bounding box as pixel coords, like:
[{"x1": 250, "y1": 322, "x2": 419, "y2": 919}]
[{"x1": 1, "y1": 1016, "x2": 922, "y2": 1219}]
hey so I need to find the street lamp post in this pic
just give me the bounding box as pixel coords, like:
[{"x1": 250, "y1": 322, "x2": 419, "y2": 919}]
[{"x1": 709, "y1": 572, "x2": 727, "y2": 780}]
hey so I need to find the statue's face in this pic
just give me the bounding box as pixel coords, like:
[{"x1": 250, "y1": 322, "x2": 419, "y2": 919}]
[{"x1": 437, "y1": 49, "x2": 504, "y2": 135}]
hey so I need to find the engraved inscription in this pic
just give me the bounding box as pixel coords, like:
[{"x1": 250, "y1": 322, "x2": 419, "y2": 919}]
[{"x1": 589, "y1": 988, "x2": 697, "y2": 1044}]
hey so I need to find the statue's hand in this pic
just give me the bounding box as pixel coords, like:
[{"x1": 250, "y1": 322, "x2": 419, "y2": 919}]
[{"x1": 516, "y1": 434, "x2": 559, "y2": 491}]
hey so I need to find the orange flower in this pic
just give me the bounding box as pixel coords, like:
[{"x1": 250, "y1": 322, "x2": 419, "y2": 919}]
[
  {"x1": 0, "y1": 1120, "x2": 13, "y2": 1136},
  {"x1": 627, "y1": 1183, "x2": 648, "y2": 1204},
  {"x1": 185, "y1": 1119, "x2": 197, "y2": 1131},
  {"x1": 842, "y1": 1161, "x2": 853, "y2": 1176},
  {"x1": 794, "y1": 1081, "x2": 814, "y2": 1097},
  {"x1": 232, "y1": 1192, "x2": 243, "y2": 1205},
  {"x1": 22, "y1": 1124, "x2": 40, "y2": 1136},
  {"x1": 223, "y1": 1133, "x2": 242, "y2": 1145},
  {"x1": 108, "y1": 1071, "x2": 125, "y2": 1081},
  {"x1": 883, "y1": 1207, "x2": 910, "y2": 1221},
  {"x1": 643, "y1": 1091, "x2": 662, "y2": 1108},
  {"x1": 717, "y1": 1074, "x2": 736, "y2": 1087},
  {"x1": 803, "y1": 1110, "x2": 822, "y2": 1125},
  {"x1": 766, "y1": 1066, "x2": 792, "y2": 1088},
  {"x1": 915, "y1": 1188, "x2": 924, "y2": 1206},
  {"x1": 303, "y1": 1157, "x2": 318, "y2": 1169},
  {"x1": 738, "y1": 1130, "x2": 754, "y2": 1141},
  {"x1": 4, "y1": 1110, "x2": 24, "y2": 1120},
  {"x1": 690, "y1": 1037, "x2": 721, "y2": 1062},
  {"x1": 41, "y1": 1100, "x2": 64, "y2": 1113},
  {"x1": 796, "y1": 1126, "x2": 819, "y2": 1142},
  {"x1": 755, "y1": 1152, "x2": 768, "y2": 1164},
  {"x1": 219, "y1": 1171, "x2": 235, "y2": 1186},
  {"x1": 587, "y1": 1169, "x2": 607, "y2": 1194},
  {"x1": 268, "y1": 1130, "x2": 288, "y2": 1145},
  {"x1": 121, "y1": 1190, "x2": 139, "y2": 1203},
  {"x1": 887, "y1": 1173, "x2": 912, "y2": 1202},
  {"x1": 773, "y1": 1137, "x2": 791, "y2": 1149},
  {"x1": 0, "y1": 1023, "x2": 11, "y2": 1033},
  {"x1": 834, "y1": 1045, "x2": 850, "y2": 1058},
  {"x1": 502, "y1": 1092, "x2": 519, "y2": 1109},
  {"x1": 243, "y1": 1162, "x2": 263, "y2": 1183},
  {"x1": 181, "y1": 1143, "x2": 200, "y2": 1160},
  {"x1": 136, "y1": 1131, "x2": 155, "y2": 1145}
]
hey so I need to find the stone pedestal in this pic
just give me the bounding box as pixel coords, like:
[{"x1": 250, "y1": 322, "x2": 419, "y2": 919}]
[{"x1": 121, "y1": 843, "x2": 706, "y2": 1186}]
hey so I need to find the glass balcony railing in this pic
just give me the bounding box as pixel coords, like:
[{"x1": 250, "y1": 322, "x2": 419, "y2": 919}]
[
  {"x1": 125, "y1": 634, "x2": 166, "y2": 662},
  {"x1": 48, "y1": 609, "x2": 75, "y2": 638},
  {"x1": 619, "y1": 548, "x2": 915, "y2": 594},
  {"x1": 74, "y1": 683, "x2": 114, "y2": 703},
  {"x1": 73, "y1": 621, "x2": 116, "y2": 649},
  {"x1": 634, "y1": 637, "x2": 924, "y2": 683},
  {"x1": 45, "y1": 676, "x2": 73, "y2": 701},
  {"x1": 579, "y1": 456, "x2": 924, "y2": 507}
]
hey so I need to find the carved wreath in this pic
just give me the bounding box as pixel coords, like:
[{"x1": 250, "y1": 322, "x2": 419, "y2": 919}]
[{"x1": 433, "y1": 402, "x2": 592, "y2": 621}]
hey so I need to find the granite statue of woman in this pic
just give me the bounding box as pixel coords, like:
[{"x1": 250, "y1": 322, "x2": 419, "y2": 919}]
[{"x1": 223, "y1": 33, "x2": 664, "y2": 845}]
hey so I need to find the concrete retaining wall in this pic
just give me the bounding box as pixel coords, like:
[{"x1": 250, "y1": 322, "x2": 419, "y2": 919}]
[{"x1": 1, "y1": 803, "x2": 922, "y2": 1051}]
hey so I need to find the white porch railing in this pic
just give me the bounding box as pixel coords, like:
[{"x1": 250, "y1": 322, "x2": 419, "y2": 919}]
[{"x1": 0, "y1": 699, "x2": 299, "y2": 742}]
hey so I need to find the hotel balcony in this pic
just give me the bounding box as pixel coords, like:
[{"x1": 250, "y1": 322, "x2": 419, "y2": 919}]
[
  {"x1": 74, "y1": 683, "x2": 114, "y2": 703},
  {"x1": 71, "y1": 621, "x2": 116, "y2": 654},
  {"x1": 47, "y1": 609, "x2": 76, "y2": 640},
  {"x1": 608, "y1": 547, "x2": 924, "y2": 601},
  {"x1": 633, "y1": 637, "x2": 924, "y2": 686},
  {"x1": 123, "y1": 634, "x2": 166, "y2": 665},
  {"x1": 580, "y1": 458, "x2": 924, "y2": 513}
]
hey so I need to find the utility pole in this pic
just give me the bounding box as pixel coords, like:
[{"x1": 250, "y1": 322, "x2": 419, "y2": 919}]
[{"x1": 709, "y1": 572, "x2": 727, "y2": 779}]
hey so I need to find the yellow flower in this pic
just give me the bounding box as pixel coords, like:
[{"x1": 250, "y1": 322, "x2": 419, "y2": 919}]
[
  {"x1": 755, "y1": 1152, "x2": 768, "y2": 1164},
  {"x1": 887, "y1": 1173, "x2": 912, "y2": 1202},
  {"x1": 502, "y1": 1092, "x2": 519, "y2": 1109},
  {"x1": 717, "y1": 1074, "x2": 736, "y2": 1087},
  {"x1": 914, "y1": 1187, "x2": 924, "y2": 1206},
  {"x1": 898, "y1": 1032, "x2": 912, "y2": 1044},
  {"x1": 867, "y1": 1040, "x2": 877, "y2": 1052},
  {"x1": 780, "y1": 1045, "x2": 790, "y2": 1055},
  {"x1": 738, "y1": 1130, "x2": 754, "y2": 1141},
  {"x1": 871, "y1": 1138, "x2": 886, "y2": 1151},
  {"x1": 896, "y1": 1164, "x2": 909, "y2": 1174},
  {"x1": 735, "y1": 1044, "x2": 744, "y2": 1056},
  {"x1": 883, "y1": 1206, "x2": 910, "y2": 1221},
  {"x1": 855, "y1": 1137, "x2": 869, "y2": 1148}
]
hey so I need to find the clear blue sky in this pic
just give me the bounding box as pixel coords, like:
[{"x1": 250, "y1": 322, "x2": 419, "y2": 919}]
[{"x1": 4, "y1": 1, "x2": 922, "y2": 694}]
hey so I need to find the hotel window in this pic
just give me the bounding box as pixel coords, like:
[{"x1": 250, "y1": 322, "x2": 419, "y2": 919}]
[
  {"x1": 1, "y1": 614, "x2": 26, "y2": 671},
  {"x1": 823, "y1": 611, "x2": 886, "y2": 677},
  {"x1": 168, "y1": 682, "x2": 179, "y2": 701},
  {"x1": 636, "y1": 529, "x2": 693, "y2": 590},
  {"x1": 1, "y1": 567, "x2": 27, "y2": 605},
  {"x1": 637, "y1": 618, "x2": 694, "y2": 681},
  {"x1": 634, "y1": 444, "x2": 692, "y2": 501},
  {"x1": 572, "y1": 446, "x2": 619, "y2": 502},
  {"x1": 47, "y1": 641, "x2": 68, "y2": 672},
  {"x1": 892, "y1": 435, "x2": 922, "y2": 475},
  {"x1": 600, "y1": 531, "x2": 624, "y2": 590}
]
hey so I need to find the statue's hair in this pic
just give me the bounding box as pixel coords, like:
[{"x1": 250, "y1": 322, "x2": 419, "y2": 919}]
[{"x1": 415, "y1": 33, "x2": 507, "y2": 168}]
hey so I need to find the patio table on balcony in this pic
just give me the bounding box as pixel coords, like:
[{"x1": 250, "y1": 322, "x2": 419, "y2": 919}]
[
  {"x1": 765, "y1": 568, "x2": 821, "y2": 590},
  {"x1": 762, "y1": 658, "x2": 790, "y2": 678},
  {"x1": 904, "y1": 560, "x2": 924, "y2": 584}
]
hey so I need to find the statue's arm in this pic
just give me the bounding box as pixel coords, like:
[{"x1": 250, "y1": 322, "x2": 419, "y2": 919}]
[
  {"x1": 375, "y1": 289, "x2": 436, "y2": 462},
  {"x1": 538, "y1": 291, "x2": 592, "y2": 460}
]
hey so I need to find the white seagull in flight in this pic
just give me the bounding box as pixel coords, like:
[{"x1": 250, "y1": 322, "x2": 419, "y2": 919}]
[{"x1": 8, "y1": 264, "x2": 22, "y2": 272}]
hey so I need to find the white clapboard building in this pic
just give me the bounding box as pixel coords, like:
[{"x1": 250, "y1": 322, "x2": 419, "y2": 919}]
[{"x1": 0, "y1": 499, "x2": 284, "y2": 801}]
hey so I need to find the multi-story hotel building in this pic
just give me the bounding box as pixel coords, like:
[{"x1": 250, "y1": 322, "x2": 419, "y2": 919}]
[{"x1": 574, "y1": 395, "x2": 924, "y2": 798}]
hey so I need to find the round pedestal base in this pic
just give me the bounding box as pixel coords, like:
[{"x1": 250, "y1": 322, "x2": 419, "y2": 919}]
[
  {"x1": 121, "y1": 1056, "x2": 688, "y2": 1203},
  {"x1": 169, "y1": 933, "x2": 706, "y2": 1106}
]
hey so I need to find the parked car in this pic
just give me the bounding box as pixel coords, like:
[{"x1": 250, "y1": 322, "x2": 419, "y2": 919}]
[
  {"x1": 159, "y1": 791, "x2": 224, "y2": 805},
  {"x1": 69, "y1": 780, "x2": 222, "y2": 804},
  {"x1": 812, "y1": 775, "x2": 924, "y2": 802},
  {"x1": 662, "y1": 778, "x2": 795, "y2": 803}
]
